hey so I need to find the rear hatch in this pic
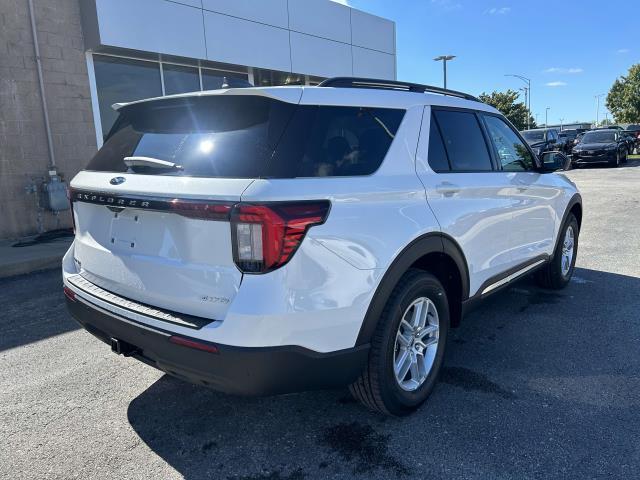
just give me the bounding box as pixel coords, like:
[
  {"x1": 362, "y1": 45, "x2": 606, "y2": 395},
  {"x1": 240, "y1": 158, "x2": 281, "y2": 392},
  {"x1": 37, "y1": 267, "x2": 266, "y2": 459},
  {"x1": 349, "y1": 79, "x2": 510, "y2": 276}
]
[
  {"x1": 70, "y1": 87, "x2": 405, "y2": 322},
  {"x1": 70, "y1": 90, "x2": 301, "y2": 320}
]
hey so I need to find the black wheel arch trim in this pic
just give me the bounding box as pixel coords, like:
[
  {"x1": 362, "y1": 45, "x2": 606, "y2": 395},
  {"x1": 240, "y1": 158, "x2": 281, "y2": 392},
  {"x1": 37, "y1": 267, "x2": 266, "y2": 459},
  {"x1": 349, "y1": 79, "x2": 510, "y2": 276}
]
[
  {"x1": 552, "y1": 192, "x2": 582, "y2": 260},
  {"x1": 355, "y1": 232, "x2": 470, "y2": 346}
]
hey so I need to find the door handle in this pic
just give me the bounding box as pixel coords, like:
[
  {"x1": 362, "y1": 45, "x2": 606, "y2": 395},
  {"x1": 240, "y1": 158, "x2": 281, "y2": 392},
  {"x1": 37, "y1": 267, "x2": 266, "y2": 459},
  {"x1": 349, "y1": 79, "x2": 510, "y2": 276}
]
[{"x1": 435, "y1": 182, "x2": 461, "y2": 196}]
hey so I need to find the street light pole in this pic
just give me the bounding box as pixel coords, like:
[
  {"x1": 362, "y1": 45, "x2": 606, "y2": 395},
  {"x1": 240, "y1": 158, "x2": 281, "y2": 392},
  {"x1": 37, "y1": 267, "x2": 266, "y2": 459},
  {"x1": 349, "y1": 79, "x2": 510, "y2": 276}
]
[
  {"x1": 545, "y1": 107, "x2": 550, "y2": 127},
  {"x1": 505, "y1": 74, "x2": 531, "y2": 129},
  {"x1": 433, "y1": 55, "x2": 456, "y2": 89},
  {"x1": 559, "y1": 118, "x2": 564, "y2": 130},
  {"x1": 594, "y1": 93, "x2": 605, "y2": 127},
  {"x1": 519, "y1": 87, "x2": 529, "y2": 128}
]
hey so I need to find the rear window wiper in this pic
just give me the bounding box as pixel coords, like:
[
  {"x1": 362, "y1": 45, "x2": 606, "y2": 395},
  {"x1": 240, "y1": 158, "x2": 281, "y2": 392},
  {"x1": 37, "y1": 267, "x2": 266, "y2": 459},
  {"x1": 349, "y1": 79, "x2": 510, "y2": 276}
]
[{"x1": 123, "y1": 156, "x2": 183, "y2": 170}]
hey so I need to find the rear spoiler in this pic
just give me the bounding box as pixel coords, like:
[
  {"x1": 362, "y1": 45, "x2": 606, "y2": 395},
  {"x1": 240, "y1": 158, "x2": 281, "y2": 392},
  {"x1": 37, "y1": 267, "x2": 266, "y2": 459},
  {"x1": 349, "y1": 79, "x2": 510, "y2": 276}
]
[{"x1": 112, "y1": 86, "x2": 303, "y2": 111}]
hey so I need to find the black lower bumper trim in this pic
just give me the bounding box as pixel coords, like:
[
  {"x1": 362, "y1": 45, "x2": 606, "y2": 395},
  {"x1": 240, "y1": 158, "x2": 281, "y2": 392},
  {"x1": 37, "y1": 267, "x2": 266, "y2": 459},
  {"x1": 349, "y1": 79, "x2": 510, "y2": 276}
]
[{"x1": 66, "y1": 296, "x2": 369, "y2": 396}]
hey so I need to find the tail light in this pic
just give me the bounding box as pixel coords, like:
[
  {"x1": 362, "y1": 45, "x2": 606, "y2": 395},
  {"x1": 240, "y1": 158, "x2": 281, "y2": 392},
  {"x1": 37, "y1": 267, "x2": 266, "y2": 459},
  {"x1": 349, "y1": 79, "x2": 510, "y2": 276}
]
[
  {"x1": 168, "y1": 199, "x2": 233, "y2": 220},
  {"x1": 231, "y1": 201, "x2": 331, "y2": 273}
]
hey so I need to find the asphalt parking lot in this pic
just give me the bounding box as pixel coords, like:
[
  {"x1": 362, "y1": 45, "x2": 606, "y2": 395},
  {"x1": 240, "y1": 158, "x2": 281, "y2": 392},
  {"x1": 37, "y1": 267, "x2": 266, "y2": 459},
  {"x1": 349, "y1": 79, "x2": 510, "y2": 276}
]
[{"x1": 2, "y1": 161, "x2": 640, "y2": 480}]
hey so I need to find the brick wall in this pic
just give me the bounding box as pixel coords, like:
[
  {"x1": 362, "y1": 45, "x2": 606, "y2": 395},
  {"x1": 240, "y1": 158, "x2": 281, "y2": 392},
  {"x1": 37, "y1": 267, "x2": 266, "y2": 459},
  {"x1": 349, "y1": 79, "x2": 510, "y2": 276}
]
[{"x1": 0, "y1": 0, "x2": 97, "y2": 239}]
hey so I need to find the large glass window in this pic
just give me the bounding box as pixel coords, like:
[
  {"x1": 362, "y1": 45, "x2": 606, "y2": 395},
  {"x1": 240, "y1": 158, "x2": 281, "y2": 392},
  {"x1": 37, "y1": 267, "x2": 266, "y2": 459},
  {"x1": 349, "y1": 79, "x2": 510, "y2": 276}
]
[
  {"x1": 433, "y1": 110, "x2": 493, "y2": 171},
  {"x1": 483, "y1": 115, "x2": 534, "y2": 171},
  {"x1": 93, "y1": 56, "x2": 162, "y2": 139},
  {"x1": 86, "y1": 96, "x2": 405, "y2": 179},
  {"x1": 163, "y1": 64, "x2": 200, "y2": 95},
  {"x1": 253, "y1": 68, "x2": 304, "y2": 87},
  {"x1": 201, "y1": 69, "x2": 248, "y2": 90}
]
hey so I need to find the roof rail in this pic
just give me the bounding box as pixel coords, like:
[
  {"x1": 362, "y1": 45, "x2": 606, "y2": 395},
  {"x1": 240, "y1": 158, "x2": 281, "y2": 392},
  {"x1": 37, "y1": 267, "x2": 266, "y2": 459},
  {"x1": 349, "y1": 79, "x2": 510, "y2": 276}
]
[{"x1": 318, "y1": 77, "x2": 481, "y2": 103}]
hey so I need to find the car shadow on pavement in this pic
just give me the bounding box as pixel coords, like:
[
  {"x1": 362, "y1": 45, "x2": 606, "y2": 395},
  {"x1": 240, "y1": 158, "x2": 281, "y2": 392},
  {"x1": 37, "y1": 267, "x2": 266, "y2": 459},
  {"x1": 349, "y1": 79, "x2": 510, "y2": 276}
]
[
  {"x1": 0, "y1": 268, "x2": 80, "y2": 352},
  {"x1": 127, "y1": 267, "x2": 640, "y2": 480}
]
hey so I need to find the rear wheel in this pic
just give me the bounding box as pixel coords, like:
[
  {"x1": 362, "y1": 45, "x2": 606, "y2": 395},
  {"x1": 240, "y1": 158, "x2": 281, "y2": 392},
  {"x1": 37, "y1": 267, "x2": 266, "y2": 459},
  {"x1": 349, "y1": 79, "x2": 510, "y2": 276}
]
[
  {"x1": 349, "y1": 269, "x2": 449, "y2": 416},
  {"x1": 536, "y1": 213, "x2": 579, "y2": 289}
]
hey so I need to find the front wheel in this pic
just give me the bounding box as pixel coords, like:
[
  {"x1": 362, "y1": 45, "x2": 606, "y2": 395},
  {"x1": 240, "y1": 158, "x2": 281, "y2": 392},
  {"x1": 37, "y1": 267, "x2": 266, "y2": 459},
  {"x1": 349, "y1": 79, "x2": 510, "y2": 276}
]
[
  {"x1": 610, "y1": 150, "x2": 621, "y2": 167},
  {"x1": 536, "y1": 213, "x2": 579, "y2": 289},
  {"x1": 350, "y1": 269, "x2": 449, "y2": 416}
]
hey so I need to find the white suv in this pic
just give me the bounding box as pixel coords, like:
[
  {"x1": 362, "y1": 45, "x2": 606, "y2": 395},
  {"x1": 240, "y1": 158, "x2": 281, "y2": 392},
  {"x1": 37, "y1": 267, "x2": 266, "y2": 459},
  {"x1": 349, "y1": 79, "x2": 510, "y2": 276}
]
[{"x1": 63, "y1": 78, "x2": 581, "y2": 415}]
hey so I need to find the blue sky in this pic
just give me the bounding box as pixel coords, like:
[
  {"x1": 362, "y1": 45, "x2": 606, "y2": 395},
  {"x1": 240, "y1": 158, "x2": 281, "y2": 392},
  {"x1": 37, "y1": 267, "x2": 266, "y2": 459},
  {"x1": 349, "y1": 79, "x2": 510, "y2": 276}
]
[{"x1": 338, "y1": 0, "x2": 639, "y2": 124}]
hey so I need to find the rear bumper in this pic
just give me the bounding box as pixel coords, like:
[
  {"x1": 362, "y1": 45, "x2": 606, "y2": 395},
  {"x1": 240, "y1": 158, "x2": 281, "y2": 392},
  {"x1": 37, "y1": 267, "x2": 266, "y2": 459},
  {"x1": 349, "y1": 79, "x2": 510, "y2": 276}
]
[{"x1": 66, "y1": 295, "x2": 369, "y2": 396}]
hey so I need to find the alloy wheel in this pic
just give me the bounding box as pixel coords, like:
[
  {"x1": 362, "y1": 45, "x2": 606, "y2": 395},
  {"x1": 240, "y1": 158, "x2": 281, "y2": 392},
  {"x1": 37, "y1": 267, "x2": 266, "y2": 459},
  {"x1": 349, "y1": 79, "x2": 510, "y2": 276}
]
[
  {"x1": 561, "y1": 225, "x2": 575, "y2": 277},
  {"x1": 393, "y1": 297, "x2": 440, "y2": 391}
]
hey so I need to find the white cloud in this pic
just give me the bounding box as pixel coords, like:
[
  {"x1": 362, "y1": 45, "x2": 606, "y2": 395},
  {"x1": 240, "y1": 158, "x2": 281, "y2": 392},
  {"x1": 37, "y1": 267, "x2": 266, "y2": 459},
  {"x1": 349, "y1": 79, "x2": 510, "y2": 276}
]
[
  {"x1": 431, "y1": 0, "x2": 463, "y2": 11},
  {"x1": 486, "y1": 7, "x2": 511, "y2": 15},
  {"x1": 546, "y1": 81, "x2": 567, "y2": 87},
  {"x1": 544, "y1": 67, "x2": 583, "y2": 74},
  {"x1": 617, "y1": 48, "x2": 630, "y2": 54}
]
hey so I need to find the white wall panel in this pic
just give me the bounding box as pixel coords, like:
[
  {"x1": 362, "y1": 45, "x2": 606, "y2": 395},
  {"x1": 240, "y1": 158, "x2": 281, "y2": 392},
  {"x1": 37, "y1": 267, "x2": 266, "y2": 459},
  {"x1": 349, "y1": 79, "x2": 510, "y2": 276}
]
[
  {"x1": 202, "y1": 0, "x2": 288, "y2": 28},
  {"x1": 288, "y1": 0, "x2": 350, "y2": 43},
  {"x1": 290, "y1": 32, "x2": 352, "y2": 78},
  {"x1": 84, "y1": 0, "x2": 396, "y2": 79},
  {"x1": 352, "y1": 46, "x2": 395, "y2": 80},
  {"x1": 95, "y1": 0, "x2": 207, "y2": 59},
  {"x1": 204, "y1": 11, "x2": 291, "y2": 71},
  {"x1": 351, "y1": 10, "x2": 395, "y2": 54}
]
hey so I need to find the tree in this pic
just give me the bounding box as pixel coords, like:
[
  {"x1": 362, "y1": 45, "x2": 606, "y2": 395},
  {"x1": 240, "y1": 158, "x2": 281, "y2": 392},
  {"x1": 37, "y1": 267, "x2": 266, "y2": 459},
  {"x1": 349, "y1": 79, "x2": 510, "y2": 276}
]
[
  {"x1": 478, "y1": 90, "x2": 536, "y2": 130},
  {"x1": 606, "y1": 64, "x2": 640, "y2": 123}
]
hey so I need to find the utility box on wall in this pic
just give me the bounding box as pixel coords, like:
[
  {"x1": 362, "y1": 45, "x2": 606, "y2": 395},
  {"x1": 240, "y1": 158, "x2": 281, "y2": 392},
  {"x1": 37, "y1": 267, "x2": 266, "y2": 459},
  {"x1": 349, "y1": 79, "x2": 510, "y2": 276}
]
[{"x1": 43, "y1": 175, "x2": 69, "y2": 212}]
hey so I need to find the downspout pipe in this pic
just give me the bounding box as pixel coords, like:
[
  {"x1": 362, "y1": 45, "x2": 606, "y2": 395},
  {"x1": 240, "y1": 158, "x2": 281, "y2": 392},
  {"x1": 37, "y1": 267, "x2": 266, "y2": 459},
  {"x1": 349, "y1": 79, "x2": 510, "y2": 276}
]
[{"x1": 28, "y1": 0, "x2": 56, "y2": 170}]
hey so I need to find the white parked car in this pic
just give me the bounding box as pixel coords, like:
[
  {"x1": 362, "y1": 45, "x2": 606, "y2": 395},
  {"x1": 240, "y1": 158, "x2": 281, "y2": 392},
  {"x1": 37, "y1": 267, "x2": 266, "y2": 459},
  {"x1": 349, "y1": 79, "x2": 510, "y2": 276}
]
[{"x1": 63, "y1": 78, "x2": 582, "y2": 415}]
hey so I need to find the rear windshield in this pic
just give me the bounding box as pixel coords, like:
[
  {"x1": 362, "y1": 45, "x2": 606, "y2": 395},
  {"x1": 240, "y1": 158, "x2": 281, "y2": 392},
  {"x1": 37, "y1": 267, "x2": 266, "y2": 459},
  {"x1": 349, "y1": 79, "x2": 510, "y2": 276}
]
[{"x1": 86, "y1": 95, "x2": 405, "y2": 178}]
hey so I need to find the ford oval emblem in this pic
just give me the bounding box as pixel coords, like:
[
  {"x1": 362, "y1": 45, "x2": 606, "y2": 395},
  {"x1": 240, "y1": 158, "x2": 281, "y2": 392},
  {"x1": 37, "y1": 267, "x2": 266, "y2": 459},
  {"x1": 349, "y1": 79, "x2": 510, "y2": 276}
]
[{"x1": 110, "y1": 177, "x2": 126, "y2": 185}]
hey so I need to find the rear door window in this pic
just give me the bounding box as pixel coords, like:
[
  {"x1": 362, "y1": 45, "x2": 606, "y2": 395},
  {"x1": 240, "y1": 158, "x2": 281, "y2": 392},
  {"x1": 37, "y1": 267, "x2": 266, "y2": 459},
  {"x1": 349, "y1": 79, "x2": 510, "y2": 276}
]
[
  {"x1": 86, "y1": 96, "x2": 405, "y2": 178},
  {"x1": 433, "y1": 110, "x2": 493, "y2": 171}
]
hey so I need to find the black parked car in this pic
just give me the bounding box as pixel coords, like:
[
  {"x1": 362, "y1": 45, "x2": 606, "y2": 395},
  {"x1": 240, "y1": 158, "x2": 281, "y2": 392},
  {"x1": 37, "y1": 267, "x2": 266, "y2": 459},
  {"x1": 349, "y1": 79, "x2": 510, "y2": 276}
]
[
  {"x1": 593, "y1": 126, "x2": 634, "y2": 153},
  {"x1": 574, "y1": 131, "x2": 587, "y2": 146},
  {"x1": 572, "y1": 129, "x2": 628, "y2": 167},
  {"x1": 558, "y1": 129, "x2": 586, "y2": 154},
  {"x1": 520, "y1": 128, "x2": 562, "y2": 156},
  {"x1": 624, "y1": 124, "x2": 640, "y2": 154}
]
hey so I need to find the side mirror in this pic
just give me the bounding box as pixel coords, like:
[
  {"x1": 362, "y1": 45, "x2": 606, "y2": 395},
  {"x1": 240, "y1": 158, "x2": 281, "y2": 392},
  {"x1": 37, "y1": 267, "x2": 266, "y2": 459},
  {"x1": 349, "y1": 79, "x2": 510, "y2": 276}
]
[{"x1": 540, "y1": 151, "x2": 570, "y2": 172}]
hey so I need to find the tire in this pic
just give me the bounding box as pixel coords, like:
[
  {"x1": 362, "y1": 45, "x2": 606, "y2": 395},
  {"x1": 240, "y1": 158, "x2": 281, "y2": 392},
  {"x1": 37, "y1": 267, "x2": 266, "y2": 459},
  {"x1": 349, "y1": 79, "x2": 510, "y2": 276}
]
[
  {"x1": 536, "y1": 213, "x2": 579, "y2": 289},
  {"x1": 349, "y1": 269, "x2": 449, "y2": 416},
  {"x1": 610, "y1": 150, "x2": 621, "y2": 168}
]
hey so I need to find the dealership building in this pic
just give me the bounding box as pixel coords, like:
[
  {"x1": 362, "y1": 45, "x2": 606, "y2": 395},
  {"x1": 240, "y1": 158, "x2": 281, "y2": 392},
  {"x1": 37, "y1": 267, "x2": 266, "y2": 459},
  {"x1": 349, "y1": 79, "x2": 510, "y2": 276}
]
[{"x1": 0, "y1": 0, "x2": 396, "y2": 239}]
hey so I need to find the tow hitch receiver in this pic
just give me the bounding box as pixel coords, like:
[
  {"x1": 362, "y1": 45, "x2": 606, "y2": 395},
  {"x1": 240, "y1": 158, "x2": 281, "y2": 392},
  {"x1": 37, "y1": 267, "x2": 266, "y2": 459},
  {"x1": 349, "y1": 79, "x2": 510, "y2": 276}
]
[{"x1": 110, "y1": 337, "x2": 139, "y2": 357}]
